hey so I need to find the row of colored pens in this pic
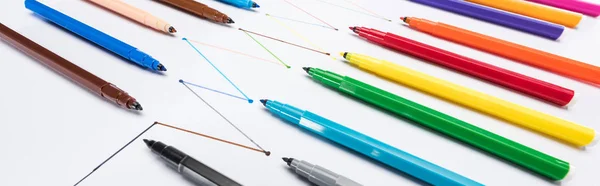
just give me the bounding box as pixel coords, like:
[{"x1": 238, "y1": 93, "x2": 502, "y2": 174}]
[{"x1": 1, "y1": 0, "x2": 600, "y2": 185}]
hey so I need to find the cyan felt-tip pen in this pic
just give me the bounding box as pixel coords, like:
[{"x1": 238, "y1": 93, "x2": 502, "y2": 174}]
[
  {"x1": 217, "y1": 0, "x2": 260, "y2": 9},
  {"x1": 261, "y1": 99, "x2": 482, "y2": 186}
]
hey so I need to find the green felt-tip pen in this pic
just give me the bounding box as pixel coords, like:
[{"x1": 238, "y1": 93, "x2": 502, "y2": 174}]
[{"x1": 303, "y1": 67, "x2": 573, "y2": 181}]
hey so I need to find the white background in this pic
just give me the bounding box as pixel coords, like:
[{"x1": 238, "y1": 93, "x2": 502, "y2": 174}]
[{"x1": 1, "y1": 0, "x2": 600, "y2": 185}]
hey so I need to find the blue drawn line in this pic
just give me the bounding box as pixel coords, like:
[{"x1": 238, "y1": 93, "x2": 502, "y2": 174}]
[
  {"x1": 183, "y1": 38, "x2": 253, "y2": 104},
  {"x1": 266, "y1": 14, "x2": 335, "y2": 30},
  {"x1": 179, "y1": 80, "x2": 248, "y2": 102}
]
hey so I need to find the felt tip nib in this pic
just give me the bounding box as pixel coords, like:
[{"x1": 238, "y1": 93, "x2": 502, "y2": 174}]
[
  {"x1": 130, "y1": 101, "x2": 143, "y2": 111},
  {"x1": 400, "y1": 17, "x2": 408, "y2": 23},
  {"x1": 157, "y1": 64, "x2": 167, "y2": 71},
  {"x1": 302, "y1": 67, "x2": 311, "y2": 73},
  {"x1": 143, "y1": 139, "x2": 154, "y2": 147},
  {"x1": 168, "y1": 26, "x2": 177, "y2": 33},
  {"x1": 227, "y1": 18, "x2": 235, "y2": 24},
  {"x1": 282, "y1": 157, "x2": 293, "y2": 166},
  {"x1": 252, "y1": 2, "x2": 260, "y2": 8},
  {"x1": 260, "y1": 99, "x2": 268, "y2": 106}
]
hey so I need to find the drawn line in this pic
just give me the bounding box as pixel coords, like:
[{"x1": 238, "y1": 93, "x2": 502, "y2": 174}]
[
  {"x1": 266, "y1": 14, "x2": 337, "y2": 61},
  {"x1": 180, "y1": 79, "x2": 247, "y2": 102},
  {"x1": 342, "y1": 0, "x2": 392, "y2": 22},
  {"x1": 265, "y1": 13, "x2": 335, "y2": 30},
  {"x1": 73, "y1": 123, "x2": 157, "y2": 186},
  {"x1": 186, "y1": 39, "x2": 285, "y2": 67},
  {"x1": 183, "y1": 38, "x2": 253, "y2": 104},
  {"x1": 73, "y1": 121, "x2": 270, "y2": 185},
  {"x1": 181, "y1": 82, "x2": 268, "y2": 154},
  {"x1": 156, "y1": 122, "x2": 269, "y2": 155},
  {"x1": 240, "y1": 28, "x2": 330, "y2": 56},
  {"x1": 283, "y1": 0, "x2": 339, "y2": 30},
  {"x1": 240, "y1": 30, "x2": 291, "y2": 68},
  {"x1": 314, "y1": 0, "x2": 391, "y2": 21}
]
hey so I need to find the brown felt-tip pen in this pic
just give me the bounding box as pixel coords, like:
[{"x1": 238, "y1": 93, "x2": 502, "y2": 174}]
[
  {"x1": 0, "y1": 23, "x2": 142, "y2": 111},
  {"x1": 157, "y1": 0, "x2": 234, "y2": 24}
]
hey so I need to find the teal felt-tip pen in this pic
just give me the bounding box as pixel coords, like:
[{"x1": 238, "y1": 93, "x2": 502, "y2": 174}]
[{"x1": 261, "y1": 99, "x2": 482, "y2": 186}]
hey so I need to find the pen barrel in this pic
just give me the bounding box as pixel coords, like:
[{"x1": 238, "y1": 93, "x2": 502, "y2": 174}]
[
  {"x1": 408, "y1": 0, "x2": 564, "y2": 39},
  {"x1": 88, "y1": 0, "x2": 171, "y2": 32},
  {"x1": 412, "y1": 19, "x2": 600, "y2": 87},
  {"x1": 348, "y1": 54, "x2": 595, "y2": 146},
  {"x1": 372, "y1": 29, "x2": 575, "y2": 107},
  {"x1": 158, "y1": 0, "x2": 229, "y2": 23},
  {"x1": 333, "y1": 74, "x2": 572, "y2": 180},
  {"x1": 297, "y1": 111, "x2": 482, "y2": 186},
  {"x1": 180, "y1": 157, "x2": 243, "y2": 186},
  {"x1": 25, "y1": 0, "x2": 160, "y2": 70},
  {"x1": 464, "y1": 0, "x2": 582, "y2": 28},
  {"x1": 525, "y1": 0, "x2": 600, "y2": 17}
]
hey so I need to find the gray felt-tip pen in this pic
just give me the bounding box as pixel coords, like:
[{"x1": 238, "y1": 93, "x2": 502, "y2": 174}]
[
  {"x1": 144, "y1": 139, "x2": 242, "y2": 186},
  {"x1": 283, "y1": 157, "x2": 363, "y2": 186}
]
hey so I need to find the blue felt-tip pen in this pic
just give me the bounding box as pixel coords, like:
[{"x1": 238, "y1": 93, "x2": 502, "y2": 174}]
[
  {"x1": 25, "y1": 0, "x2": 166, "y2": 71},
  {"x1": 260, "y1": 99, "x2": 482, "y2": 186},
  {"x1": 217, "y1": 0, "x2": 260, "y2": 9}
]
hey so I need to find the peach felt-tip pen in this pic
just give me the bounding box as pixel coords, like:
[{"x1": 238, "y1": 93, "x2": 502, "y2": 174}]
[{"x1": 88, "y1": 0, "x2": 176, "y2": 34}]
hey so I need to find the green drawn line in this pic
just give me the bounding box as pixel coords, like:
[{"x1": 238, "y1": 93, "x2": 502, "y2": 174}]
[{"x1": 241, "y1": 30, "x2": 291, "y2": 68}]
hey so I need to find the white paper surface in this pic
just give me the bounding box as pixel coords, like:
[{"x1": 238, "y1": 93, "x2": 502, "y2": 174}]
[{"x1": 1, "y1": 0, "x2": 600, "y2": 185}]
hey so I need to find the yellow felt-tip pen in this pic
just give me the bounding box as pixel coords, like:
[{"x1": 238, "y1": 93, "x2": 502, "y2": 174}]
[{"x1": 341, "y1": 52, "x2": 598, "y2": 147}]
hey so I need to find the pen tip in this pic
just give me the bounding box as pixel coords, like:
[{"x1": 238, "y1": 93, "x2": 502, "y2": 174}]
[
  {"x1": 265, "y1": 151, "x2": 271, "y2": 156},
  {"x1": 168, "y1": 26, "x2": 177, "y2": 33},
  {"x1": 282, "y1": 157, "x2": 293, "y2": 166},
  {"x1": 157, "y1": 64, "x2": 167, "y2": 71},
  {"x1": 342, "y1": 52, "x2": 348, "y2": 59},
  {"x1": 302, "y1": 67, "x2": 311, "y2": 73},
  {"x1": 260, "y1": 99, "x2": 268, "y2": 106},
  {"x1": 227, "y1": 18, "x2": 235, "y2": 24},
  {"x1": 130, "y1": 101, "x2": 143, "y2": 111},
  {"x1": 252, "y1": 2, "x2": 260, "y2": 8},
  {"x1": 143, "y1": 139, "x2": 154, "y2": 147},
  {"x1": 400, "y1": 17, "x2": 408, "y2": 23}
]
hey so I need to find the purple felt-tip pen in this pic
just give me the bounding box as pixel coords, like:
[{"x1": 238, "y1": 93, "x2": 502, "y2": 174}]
[{"x1": 408, "y1": 0, "x2": 565, "y2": 40}]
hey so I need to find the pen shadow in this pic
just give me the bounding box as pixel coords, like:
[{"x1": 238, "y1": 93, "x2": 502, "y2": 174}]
[
  {"x1": 302, "y1": 75, "x2": 564, "y2": 184},
  {"x1": 84, "y1": 1, "x2": 177, "y2": 37},
  {"x1": 30, "y1": 13, "x2": 167, "y2": 76},
  {"x1": 345, "y1": 37, "x2": 589, "y2": 149},
  {"x1": 259, "y1": 108, "x2": 431, "y2": 185},
  {"x1": 0, "y1": 37, "x2": 143, "y2": 116},
  {"x1": 151, "y1": 0, "x2": 234, "y2": 29}
]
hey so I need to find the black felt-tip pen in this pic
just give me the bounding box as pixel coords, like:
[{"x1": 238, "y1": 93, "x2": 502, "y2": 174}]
[{"x1": 144, "y1": 139, "x2": 242, "y2": 186}]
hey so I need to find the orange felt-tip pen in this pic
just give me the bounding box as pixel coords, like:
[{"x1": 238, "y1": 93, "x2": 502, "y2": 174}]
[{"x1": 401, "y1": 17, "x2": 600, "y2": 86}]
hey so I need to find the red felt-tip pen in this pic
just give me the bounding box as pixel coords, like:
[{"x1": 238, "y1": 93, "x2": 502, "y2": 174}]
[{"x1": 349, "y1": 26, "x2": 575, "y2": 107}]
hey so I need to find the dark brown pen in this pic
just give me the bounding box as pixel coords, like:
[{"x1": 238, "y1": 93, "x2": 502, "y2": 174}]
[
  {"x1": 156, "y1": 0, "x2": 234, "y2": 24},
  {"x1": 0, "y1": 23, "x2": 142, "y2": 110}
]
